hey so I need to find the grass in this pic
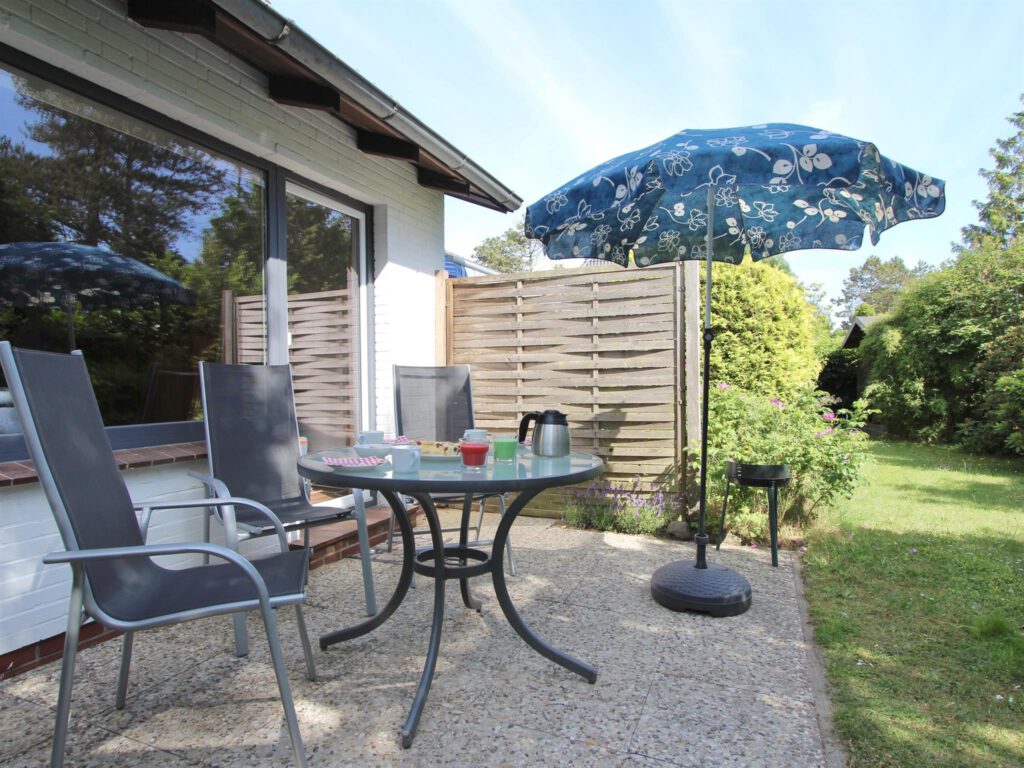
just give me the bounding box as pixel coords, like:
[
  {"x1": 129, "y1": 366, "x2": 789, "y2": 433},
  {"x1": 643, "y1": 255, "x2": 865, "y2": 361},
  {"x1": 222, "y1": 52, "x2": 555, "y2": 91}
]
[{"x1": 802, "y1": 439, "x2": 1024, "y2": 768}]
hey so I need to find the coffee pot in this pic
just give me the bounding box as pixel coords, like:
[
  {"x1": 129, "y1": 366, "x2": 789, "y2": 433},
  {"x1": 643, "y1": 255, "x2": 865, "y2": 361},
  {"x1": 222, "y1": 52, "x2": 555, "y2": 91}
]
[{"x1": 518, "y1": 409, "x2": 571, "y2": 457}]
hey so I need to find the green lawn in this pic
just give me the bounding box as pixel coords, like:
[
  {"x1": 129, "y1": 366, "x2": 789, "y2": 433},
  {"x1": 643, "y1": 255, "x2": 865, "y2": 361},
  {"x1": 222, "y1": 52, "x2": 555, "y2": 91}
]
[{"x1": 802, "y1": 440, "x2": 1024, "y2": 768}]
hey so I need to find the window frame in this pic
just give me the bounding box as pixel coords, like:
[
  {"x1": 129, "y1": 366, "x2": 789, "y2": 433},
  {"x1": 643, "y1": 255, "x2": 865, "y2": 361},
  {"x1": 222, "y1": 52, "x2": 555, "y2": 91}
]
[{"x1": 0, "y1": 42, "x2": 375, "y2": 461}]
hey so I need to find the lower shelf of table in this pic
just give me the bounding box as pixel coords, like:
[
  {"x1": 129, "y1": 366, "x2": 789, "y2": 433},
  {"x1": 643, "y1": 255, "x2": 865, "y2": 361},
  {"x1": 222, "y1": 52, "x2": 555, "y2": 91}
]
[{"x1": 412, "y1": 545, "x2": 492, "y2": 579}]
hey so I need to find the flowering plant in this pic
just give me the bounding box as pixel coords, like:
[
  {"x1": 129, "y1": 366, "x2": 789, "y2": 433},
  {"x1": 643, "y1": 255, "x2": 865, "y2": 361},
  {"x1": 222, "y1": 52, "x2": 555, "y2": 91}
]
[
  {"x1": 564, "y1": 476, "x2": 680, "y2": 535},
  {"x1": 693, "y1": 384, "x2": 871, "y2": 542}
]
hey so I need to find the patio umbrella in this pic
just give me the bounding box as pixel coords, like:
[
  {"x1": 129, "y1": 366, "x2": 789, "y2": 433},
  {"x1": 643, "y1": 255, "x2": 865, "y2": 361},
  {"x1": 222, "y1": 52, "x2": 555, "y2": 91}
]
[
  {"x1": 0, "y1": 241, "x2": 194, "y2": 350},
  {"x1": 525, "y1": 123, "x2": 945, "y2": 616}
]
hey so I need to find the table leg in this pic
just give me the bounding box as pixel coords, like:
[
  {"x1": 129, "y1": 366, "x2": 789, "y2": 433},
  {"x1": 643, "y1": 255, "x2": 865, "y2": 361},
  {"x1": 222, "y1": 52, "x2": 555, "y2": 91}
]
[
  {"x1": 401, "y1": 493, "x2": 448, "y2": 748},
  {"x1": 490, "y1": 487, "x2": 597, "y2": 684},
  {"x1": 458, "y1": 493, "x2": 482, "y2": 612},
  {"x1": 319, "y1": 490, "x2": 415, "y2": 649}
]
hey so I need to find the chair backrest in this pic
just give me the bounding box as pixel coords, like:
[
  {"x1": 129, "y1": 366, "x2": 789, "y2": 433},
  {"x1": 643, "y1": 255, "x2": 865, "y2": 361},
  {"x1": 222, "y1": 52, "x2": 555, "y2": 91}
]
[
  {"x1": 200, "y1": 362, "x2": 305, "y2": 503},
  {"x1": 0, "y1": 342, "x2": 150, "y2": 616},
  {"x1": 393, "y1": 365, "x2": 474, "y2": 442}
]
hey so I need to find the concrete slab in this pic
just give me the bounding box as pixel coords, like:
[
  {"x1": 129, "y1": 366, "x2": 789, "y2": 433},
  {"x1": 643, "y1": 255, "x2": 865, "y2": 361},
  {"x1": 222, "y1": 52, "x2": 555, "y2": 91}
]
[{"x1": 0, "y1": 511, "x2": 836, "y2": 766}]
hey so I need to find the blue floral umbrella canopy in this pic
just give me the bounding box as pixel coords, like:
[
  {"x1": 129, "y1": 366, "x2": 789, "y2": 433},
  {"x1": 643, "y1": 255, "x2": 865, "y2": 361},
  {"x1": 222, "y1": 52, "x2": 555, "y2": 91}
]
[
  {"x1": 526, "y1": 123, "x2": 944, "y2": 264},
  {"x1": 525, "y1": 123, "x2": 945, "y2": 616},
  {"x1": 0, "y1": 241, "x2": 194, "y2": 349}
]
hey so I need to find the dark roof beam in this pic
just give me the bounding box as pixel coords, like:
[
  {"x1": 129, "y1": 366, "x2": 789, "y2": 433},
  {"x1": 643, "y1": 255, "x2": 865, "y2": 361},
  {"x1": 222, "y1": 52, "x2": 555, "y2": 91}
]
[
  {"x1": 417, "y1": 168, "x2": 471, "y2": 195},
  {"x1": 126, "y1": 0, "x2": 216, "y2": 35},
  {"x1": 357, "y1": 130, "x2": 420, "y2": 162},
  {"x1": 268, "y1": 75, "x2": 340, "y2": 111}
]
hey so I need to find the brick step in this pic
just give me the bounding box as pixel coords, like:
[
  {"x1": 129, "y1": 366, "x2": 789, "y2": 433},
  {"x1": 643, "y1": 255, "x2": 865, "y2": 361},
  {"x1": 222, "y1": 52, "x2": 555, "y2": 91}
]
[{"x1": 298, "y1": 503, "x2": 420, "y2": 570}]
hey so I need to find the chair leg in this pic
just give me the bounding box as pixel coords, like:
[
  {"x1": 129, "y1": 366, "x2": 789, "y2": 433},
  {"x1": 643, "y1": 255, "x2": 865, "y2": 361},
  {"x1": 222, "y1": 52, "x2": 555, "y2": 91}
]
[
  {"x1": 202, "y1": 508, "x2": 211, "y2": 565},
  {"x1": 386, "y1": 506, "x2": 396, "y2": 553},
  {"x1": 768, "y1": 482, "x2": 780, "y2": 568},
  {"x1": 499, "y1": 494, "x2": 516, "y2": 577},
  {"x1": 220, "y1": 507, "x2": 250, "y2": 657},
  {"x1": 51, "y1": 567, "x2": 85, "y2": 768},
  {"x1": 294, "y1": 605, "x2": 317, "y2": 682},
  {"x1": 474, "y1": 494, "x2": 486, "y2": 542},
  {"x1": 716, "y1": 479, "x2": 733, "y2": 551},
  {"x1": 353, "y1": 492, "x2": 378, "y2": 616},
  {"x1": 115, "y1": 631, "x2": 134, "y2": 709},
  {"x1": 258, "y1": 605, "x2": 307, "y2": 768}
]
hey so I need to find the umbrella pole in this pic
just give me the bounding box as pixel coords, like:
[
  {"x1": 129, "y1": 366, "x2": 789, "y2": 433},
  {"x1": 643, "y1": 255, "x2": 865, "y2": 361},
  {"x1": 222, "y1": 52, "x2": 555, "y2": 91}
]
[
  {"x1": 694, "y1": 189, "x2": 714, "y2": 568},
  {"x1": 649, "y1": 185, "x2": 751, "y2": 617},
  {"x1": 65, "y1": 295, "x2": 76, "y2": 352}
]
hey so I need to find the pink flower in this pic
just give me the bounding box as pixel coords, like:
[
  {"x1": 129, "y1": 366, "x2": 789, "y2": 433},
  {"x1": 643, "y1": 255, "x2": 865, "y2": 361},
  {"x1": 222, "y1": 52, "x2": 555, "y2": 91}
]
[
  {"x1": 769, "y1": 397, "x2": 785, "y2": 409},
  {"x1": 718, "y1": 381, "x2": 730, "y2": 390},
  {"x1": 799, "y1": 546, "x2": 808, "y2": 553},
  {"x1": 822, "y1": 411, "x2": 836, "y2": 422},
  {"x1": 815, "y1": 428, "x2": 834, "y2": 438}
]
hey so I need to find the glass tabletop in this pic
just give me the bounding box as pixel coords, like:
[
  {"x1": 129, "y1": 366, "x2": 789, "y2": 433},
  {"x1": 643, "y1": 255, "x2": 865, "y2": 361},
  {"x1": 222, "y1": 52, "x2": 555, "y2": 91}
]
[{"x1": 298, "y1": 448, "x2": 604, "y2": 494}]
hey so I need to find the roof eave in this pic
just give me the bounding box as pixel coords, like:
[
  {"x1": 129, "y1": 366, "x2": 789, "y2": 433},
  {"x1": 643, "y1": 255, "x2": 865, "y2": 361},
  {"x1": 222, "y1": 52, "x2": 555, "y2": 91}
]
[{"x1": 204, "y1": 0, "x2": 521, "y2": 213}]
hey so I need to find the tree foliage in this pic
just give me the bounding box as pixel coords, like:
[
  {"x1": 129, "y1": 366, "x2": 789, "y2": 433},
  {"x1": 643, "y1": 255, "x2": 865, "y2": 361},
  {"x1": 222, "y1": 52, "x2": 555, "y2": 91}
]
[
  {"x1": 961, "y1": 94, "x2": 1024, "y2": 249},
  {"x1": 704, "y1": 258, "x2": 824, "y2": 396},
  {"x1": 16, "y1": 85, "x2": 225, "y2": 259},
  {"x1": 861, "y1": 236, "x2": 1024, "y2": 452},
  {"x1": 832, "y1": 255, "x2": 932, "y2": 327},
  {"x1": 472, "y1": 215, "x2": 544, "y2": 273}
]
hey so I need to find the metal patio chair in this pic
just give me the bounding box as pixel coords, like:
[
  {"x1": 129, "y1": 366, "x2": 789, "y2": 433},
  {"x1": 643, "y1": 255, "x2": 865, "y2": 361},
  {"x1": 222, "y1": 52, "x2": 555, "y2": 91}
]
[
  {"x1": 0, "y1": 342, "x2": 313, "y2": 768},
  {"x1": 195, "y1": 362, "x2": 378, "y2": 656},
  {"x1": 390, "y1": 364, "x2": 516, "y2": 575}
]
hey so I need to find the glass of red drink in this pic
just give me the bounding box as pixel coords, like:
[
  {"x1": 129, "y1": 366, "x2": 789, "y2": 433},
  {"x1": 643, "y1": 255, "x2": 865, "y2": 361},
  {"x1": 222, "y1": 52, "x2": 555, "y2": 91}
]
[{"x1": 459, "y1": 442, "x2": 488, "y2": 471}]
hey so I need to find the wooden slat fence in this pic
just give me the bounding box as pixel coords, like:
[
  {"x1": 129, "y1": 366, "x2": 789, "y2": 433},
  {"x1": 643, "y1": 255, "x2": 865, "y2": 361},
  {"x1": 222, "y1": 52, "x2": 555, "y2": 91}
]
[
  {"x1": 236, "y1": 289, "x2": 359, "y2": 452},
  {"x1": 447, "y1": 263, "x2": 695, "y2": 517}
]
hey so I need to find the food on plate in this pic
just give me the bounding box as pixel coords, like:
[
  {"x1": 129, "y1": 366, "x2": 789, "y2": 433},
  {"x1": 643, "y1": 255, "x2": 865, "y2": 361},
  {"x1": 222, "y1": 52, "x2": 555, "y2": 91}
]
[{"x1": 415, "y1": 440, "x2": 461, "y2": 456}]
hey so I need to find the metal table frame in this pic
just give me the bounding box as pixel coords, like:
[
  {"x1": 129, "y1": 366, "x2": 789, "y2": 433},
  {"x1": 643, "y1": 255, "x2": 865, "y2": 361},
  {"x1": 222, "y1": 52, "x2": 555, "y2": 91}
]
[{"x1": 297, "y1": 450, "x2": 604, "y2": 747}]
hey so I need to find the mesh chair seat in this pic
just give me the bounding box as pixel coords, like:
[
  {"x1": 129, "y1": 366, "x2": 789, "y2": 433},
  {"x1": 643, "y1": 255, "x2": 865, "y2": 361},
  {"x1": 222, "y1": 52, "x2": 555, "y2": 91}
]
[
  {"x1": 94, "y1": 549, "x2": 310, "y2": 624},
  {"x1": 239, "y1": 495, "x2": 354, "y2": 533}
]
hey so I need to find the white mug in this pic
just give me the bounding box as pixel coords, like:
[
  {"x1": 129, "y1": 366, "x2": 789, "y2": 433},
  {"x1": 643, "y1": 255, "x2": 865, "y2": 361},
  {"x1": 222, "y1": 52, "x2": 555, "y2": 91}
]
[
  {"x1": 358, "y1": 430, "x2": 385, "y2": 445},
  {"x1": 391, "y1": 444, "x2": 420, "y2": 472},
  {"x1": 463, "y1": 428, "x2": 488, "y2": 442}
]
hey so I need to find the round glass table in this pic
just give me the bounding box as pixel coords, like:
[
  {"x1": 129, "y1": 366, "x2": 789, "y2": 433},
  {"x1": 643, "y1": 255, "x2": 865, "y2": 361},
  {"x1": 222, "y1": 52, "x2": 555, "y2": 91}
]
[{"x1": 298, "y1": 448, "x2": 604, "y2": 747}]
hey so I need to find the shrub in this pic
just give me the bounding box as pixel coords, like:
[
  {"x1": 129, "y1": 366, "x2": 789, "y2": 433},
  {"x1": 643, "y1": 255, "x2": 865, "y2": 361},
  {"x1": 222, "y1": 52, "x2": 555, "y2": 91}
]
[
  {"x1": 694, "y1": 382, "x2": 871, "y2": 542},
  {"x1": 563, "y1": 476, "x2": 677, "y2": 535},
  {"x1": 860, "y1": 236, "x2": 1024, "y2": 452},
  {"x1": 703, "y1": 258, "x2": 826, "y2": 395}
]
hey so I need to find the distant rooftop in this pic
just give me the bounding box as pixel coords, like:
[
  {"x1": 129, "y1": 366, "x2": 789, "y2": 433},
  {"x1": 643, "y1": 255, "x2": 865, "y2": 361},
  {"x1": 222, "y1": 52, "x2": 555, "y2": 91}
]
[{"x1": 842, "y1": 315, "x2": 884, "y2": 349}]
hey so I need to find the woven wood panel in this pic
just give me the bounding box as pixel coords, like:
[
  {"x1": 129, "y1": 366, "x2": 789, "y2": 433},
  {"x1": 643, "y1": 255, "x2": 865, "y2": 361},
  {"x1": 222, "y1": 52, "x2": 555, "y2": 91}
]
[
  {"x1": 448, "y1": 264, "x2": 687, "y2": 514},
  {"x1": 236, "y1": 289, "x2": 359, "y2": 452}
]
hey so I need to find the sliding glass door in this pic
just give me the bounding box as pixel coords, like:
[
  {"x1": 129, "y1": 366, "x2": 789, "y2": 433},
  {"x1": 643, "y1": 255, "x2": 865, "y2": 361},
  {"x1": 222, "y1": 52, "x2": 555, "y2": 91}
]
[{"x1": 283, "y1": 184, "x2": 368, "y2": 452}]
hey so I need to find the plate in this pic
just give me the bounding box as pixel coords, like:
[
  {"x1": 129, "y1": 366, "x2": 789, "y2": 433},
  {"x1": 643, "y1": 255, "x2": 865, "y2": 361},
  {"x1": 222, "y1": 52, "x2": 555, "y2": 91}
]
[
  {"x1": 419, "y1": 453, "x2": 464, "y2": 464},
  {"x1": 318, "y1": 456, "x2": 391, "y2": 472}
]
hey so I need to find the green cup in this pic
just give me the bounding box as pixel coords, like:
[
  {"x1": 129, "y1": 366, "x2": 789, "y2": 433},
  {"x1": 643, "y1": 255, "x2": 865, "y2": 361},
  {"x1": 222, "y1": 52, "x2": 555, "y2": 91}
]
[{"x1": 492, "y1": 436, "x2": 518, "y2": 461}]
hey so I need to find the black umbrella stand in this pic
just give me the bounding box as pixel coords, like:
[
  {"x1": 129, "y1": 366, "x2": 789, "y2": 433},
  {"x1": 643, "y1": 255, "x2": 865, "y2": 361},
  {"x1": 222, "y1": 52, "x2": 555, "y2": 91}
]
[{"x1": 650, "y1": 187, "x2": 752, "y2": 617}]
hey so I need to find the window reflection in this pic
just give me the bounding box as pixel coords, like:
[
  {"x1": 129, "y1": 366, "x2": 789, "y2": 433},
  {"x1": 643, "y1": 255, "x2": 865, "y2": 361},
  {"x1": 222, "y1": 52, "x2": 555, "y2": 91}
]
[
  {"x1": 0, "y1": 64, "x2": 266, "y2": 428},
  {"x1": 285, "y1": 187, "x2": 361, "y2": 452}
]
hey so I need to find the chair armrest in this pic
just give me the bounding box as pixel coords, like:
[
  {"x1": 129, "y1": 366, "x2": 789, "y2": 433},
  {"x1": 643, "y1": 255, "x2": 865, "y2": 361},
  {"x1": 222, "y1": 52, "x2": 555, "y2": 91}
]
[
  {"x1": 133, "y1": 497, "x2": 289, "y2": 550},
  {"x1": 42, "y1": 542, "x2": 274, "y2": 603},
  {"x1": 187, "y1": 471, "x2": 231, "y2": 499}
]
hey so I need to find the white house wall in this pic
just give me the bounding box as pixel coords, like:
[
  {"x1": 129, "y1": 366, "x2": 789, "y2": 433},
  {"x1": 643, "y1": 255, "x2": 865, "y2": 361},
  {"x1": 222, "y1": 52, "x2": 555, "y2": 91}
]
[
  {"x1": 0, "y1": 0, "x2": 446, "y2": 655},
  {"x1": 0, "y1": 461, "x2": 280, "y2": 655}
]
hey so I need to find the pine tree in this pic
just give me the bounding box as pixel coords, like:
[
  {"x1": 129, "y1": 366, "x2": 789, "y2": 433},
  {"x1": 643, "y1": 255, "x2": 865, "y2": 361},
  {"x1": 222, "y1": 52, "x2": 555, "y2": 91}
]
[{"x1": 961, "y1": 94, "x2": 1024, "y2": 248}]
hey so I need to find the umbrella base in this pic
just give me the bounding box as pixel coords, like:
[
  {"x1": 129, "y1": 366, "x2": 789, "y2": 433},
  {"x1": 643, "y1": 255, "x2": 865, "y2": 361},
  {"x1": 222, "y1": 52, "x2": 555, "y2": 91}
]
[{"x1": 650, "y1": 560, "x2": 752, "y2": 617}]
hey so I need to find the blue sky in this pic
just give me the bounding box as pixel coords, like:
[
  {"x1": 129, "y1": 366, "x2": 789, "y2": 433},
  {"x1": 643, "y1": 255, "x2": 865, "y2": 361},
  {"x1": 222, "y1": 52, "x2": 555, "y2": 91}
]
[{"x1": 274, "y1": 0, "x2": 1024, "y2": 308}]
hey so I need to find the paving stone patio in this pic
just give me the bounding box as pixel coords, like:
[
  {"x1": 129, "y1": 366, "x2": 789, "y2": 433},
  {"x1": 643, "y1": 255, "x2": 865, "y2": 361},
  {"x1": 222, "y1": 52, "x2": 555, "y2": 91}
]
[{"x1": 0, "y1": 512, "x2": 841, "y2": 767}]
